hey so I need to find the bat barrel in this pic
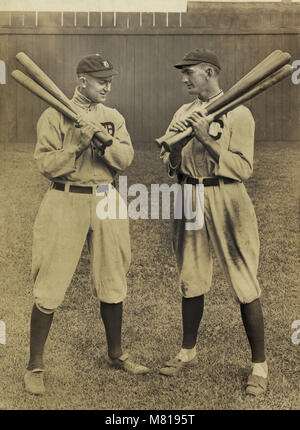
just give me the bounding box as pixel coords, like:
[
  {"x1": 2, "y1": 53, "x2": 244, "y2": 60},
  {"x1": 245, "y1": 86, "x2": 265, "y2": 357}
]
[
  {"x1": 16, "y1": 51, "x2": 78, "y2": 115},
  {"x1": 230, "y1": 50, "x2": 282, "y2": 89},
  {"x1": 206, "y1": 51, "x2": 291, "y2": 115},
  {"x1": 212, "y1": 64, "x2": 294, "y2": 119},
  {"x1": 11, "y1": 69, "x2": 78, "y2": 122}
]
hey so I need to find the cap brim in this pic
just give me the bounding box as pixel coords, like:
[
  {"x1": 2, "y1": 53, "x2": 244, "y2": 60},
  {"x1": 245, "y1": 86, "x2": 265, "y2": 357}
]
[
  {"x1": 87, "y1": 69, "x2": 118, "y2": 78},
  {"x1": 173, "y1": 60, "x2": 201, "y2": 69},
  {"x1": 174, "y1": 60, "x2": 221, "y2": 70}
]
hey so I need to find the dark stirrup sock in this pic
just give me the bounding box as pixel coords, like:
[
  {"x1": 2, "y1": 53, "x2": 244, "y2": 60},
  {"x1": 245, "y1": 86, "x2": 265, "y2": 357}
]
[
  {"x1": 182, "y1": 295, "x2": 204, "y2": 349},
  {"x1": 240, "y1": 298, "x2": 266, "y2": 363},
  {"x1": 27, "y1": 304, "x2": 54, "y2": 371},
  {"x1": 100, "y1": 301, "x2": 123, "y2": 360}
]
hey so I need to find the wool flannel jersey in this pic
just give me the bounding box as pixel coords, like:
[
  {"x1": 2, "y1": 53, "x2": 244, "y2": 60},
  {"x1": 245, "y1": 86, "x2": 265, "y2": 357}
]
[
  {"x1": 34, "y1": 87, "x2": 134, "y2": 185},
  {"x1": 161, "y1": 96, "x2": 255, "y2": 182}
]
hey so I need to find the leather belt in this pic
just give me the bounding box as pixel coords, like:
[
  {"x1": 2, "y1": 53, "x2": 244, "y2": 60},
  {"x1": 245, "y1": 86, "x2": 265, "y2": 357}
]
[
  {"x1": 52, "y1": 182, "x2": 93, "y2": 194},
  {"x1": 51, "y1": 182, "x2": 117, "y2": 194},
  {"x1": 185, "y1": 177, "x2": 237, "y2": 187}
]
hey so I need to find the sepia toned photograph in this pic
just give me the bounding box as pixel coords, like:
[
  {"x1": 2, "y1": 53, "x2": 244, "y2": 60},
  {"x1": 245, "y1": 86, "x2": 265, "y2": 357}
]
[{"x1": 0, "y1": 0, "x2": 299, "y2": 413}]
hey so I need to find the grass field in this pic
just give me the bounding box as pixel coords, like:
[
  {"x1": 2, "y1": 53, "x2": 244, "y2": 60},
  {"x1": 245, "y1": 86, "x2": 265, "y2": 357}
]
[{"x1": 0, "y1": 141, "x2": 299, "y2": 410}]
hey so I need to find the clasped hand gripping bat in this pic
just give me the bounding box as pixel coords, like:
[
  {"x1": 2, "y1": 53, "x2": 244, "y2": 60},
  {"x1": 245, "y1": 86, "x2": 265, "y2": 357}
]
[
  {"x1": 155, "y1": 50, "x2": 294, "y2": 152},
  {"x1": 11, "y1": 52, "x2": 113, "y2": 152}
]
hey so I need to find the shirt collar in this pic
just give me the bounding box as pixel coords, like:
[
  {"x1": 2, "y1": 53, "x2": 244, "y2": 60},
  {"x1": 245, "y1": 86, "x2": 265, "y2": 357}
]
[
  {"x1": 71, "y1": 87, "x2": 100, "y2": 109},
  {"x1": 197, "y1": 90, "x2": 224, "y2": 105}
]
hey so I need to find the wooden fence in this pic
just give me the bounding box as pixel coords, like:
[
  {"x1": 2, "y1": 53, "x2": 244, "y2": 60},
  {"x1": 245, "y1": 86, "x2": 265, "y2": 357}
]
[{"x1": 0, "y1": 3, "x2": 299, "y2": 146}]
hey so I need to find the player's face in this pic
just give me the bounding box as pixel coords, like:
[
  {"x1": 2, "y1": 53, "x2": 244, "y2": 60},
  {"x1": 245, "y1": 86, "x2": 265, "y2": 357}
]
[
  {"x1": 181, "y1": 65, "x2": 208, "y2": 97},
  {"x1": 82, "y1": 75, "x2": 113, "y2": 103}
]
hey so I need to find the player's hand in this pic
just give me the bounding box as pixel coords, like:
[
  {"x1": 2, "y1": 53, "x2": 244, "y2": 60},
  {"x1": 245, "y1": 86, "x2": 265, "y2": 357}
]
[
  {"x1": 77, "y1": 120, "x2": 100, "y2": 150},
  {"x1": 188, "y1": 112, "x2": 211, "y2": 143},
  {"x1": 75, "y1": 113, "x2": 110, "y2": 150},
  {"x1": 169, "y1": 119, "x2": 191, "y2": 133},
  {"x1": 78, "y1": 116, "x2": 111, "y2": 140}
]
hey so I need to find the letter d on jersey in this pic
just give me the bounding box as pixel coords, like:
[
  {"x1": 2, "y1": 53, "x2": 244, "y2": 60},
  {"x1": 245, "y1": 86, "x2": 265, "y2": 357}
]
[{"x1": 0, "y1": 321, "x2": 6, "y2": 344}]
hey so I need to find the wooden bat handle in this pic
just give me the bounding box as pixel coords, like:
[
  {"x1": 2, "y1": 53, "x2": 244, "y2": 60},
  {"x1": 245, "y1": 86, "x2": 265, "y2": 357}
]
[
  {"x1": 155, "y1": 106, "x2": 207, "y2": 146},
  {"x1": 160, "y1": 127, "x2": 193, "y2": 151}
]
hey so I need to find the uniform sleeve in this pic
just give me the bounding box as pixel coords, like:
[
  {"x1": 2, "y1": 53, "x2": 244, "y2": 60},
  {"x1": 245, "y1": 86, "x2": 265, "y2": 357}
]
[
  {"x1": 213, "y1": 106, "x2": 255, "y2": 182},
  {"x1": 99, "y1": 111, "x2": 134, "y2": 172},
  {"x1": 34, "y1": 108, "x2": 78, "y2": 180},
  {"x1": 160, "y1": 108, "x2": 183, "y2": 178}
]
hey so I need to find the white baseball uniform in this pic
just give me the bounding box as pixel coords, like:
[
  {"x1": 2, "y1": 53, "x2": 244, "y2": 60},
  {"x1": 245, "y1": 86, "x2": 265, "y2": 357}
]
[
  {"x1": 161, "y1": 95, "x2": 261, "y2": 304},
  {"x1": 32, "y1": 88, "x2": 133, "y2": 313}
]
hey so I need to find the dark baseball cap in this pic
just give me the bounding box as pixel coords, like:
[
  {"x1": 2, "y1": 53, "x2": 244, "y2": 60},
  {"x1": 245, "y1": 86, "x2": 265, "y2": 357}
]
[
  {"x1": 174, "y1": 48, "x2": 221, "y2": 70},
  {"x1": 77, "y1": 54, "x2": 118, "y2": 78}
]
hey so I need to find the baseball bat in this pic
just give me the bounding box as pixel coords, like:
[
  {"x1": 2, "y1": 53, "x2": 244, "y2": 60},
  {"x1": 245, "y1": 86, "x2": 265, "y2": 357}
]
[
  {"x1": 160, "y1": 64, "x2": 293, "y2": 151},
  {"x1": 230, "y1": 50, "x2": 282, "y2": 89},
  {"x1": 15, "y1": 52, "x2": 112, "y2": 147},
  {"x1": 16, "y1": 52, "x2": 77, "y2": 114},
  {"x1": 11, "y1": 70, "x2": 113, "y2": 147},
  {"x1": 206, "y1": 51, "x2": 291, "y2": 115},
  {"x1": 156, "y1": 50, "x2": 291, "y2": 147},
  {"x1": 157, "y1": 51, "x2": 282, "y2": 146},
  {"x1": 12, "y1": 70, "x2": 79, "y2": 121},
  {"x1": 207, "y1": 65, "x2": 293, "y2": 120}
]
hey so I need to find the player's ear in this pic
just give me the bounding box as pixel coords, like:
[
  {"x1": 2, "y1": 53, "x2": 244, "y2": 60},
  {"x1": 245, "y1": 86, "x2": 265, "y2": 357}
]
[{"x1": 78, "y1": 74, "x2": 87, "y2": 88}]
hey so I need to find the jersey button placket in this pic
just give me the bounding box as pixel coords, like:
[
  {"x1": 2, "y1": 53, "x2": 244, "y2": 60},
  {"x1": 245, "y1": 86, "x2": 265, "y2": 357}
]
[{"x1": 86, "y1": 106, "x2": 97, "y2": 177}]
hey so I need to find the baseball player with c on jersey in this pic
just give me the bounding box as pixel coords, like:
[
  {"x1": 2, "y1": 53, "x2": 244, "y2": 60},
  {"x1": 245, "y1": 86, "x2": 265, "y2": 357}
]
[
  {"x1": 24, "y1": 54, "x2": 150, "y2": 395},
  {"x1": 159, "y1": 49, "x2": 268, "y2": 396}
]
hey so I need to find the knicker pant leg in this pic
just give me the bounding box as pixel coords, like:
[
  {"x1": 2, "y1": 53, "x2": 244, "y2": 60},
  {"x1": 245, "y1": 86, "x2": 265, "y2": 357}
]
[
  {"x1": 89, "y1": 189, "x2": 131, "y2": 304},
  {"x1": 173, "y1": 212, "x2": 213, "y2": 298},
  {"x1": 32, "y1": 189, "x2": 90, "y2": 312},
  {"x1": 205, "y1": 182, "x2": 261, "y2": 304}
]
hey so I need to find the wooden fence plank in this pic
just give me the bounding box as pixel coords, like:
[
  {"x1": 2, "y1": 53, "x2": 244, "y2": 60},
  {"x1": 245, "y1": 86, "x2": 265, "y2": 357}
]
[{"x1": 2, "y1": 32, "x2": 299, "y2": 145}]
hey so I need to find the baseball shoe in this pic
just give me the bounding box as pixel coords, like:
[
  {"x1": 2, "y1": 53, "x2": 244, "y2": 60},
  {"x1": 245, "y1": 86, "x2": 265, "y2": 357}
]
[
  {"x1": 245, "y1": 374, "x2": 268, "y2": 396},
  {"x1": 159, "y1": 356, "x2": 198, "y2": 376},
  {"x1": 24, "y1": 369, "x2": 45, "y2": 395},
  {"x1": 108, "y1": 352, "x2": 150, "y2": 375}
]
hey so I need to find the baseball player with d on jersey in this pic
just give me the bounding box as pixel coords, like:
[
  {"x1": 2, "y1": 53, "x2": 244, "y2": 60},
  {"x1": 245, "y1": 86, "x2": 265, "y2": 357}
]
[
  {"x1": 24, "y1": 54, "x2": 149, "y2": 395},
  {"x1": 159, "y1": 49, "x2": 268, "y2": 396}
]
